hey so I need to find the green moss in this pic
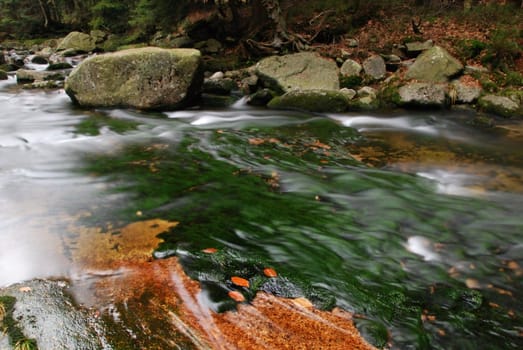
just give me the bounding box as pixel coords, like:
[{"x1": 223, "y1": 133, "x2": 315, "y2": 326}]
[
  {"x1": 339, "y1": 75, "x2": 363, "y2": 89},
  {"x1": 456, "y1": 39, "x2": 487, "y2": 60},
  {"x1": 378, "y1": 84, "x2": 401, "y2": 108},
  {"x1": 267, "y1": 89, "x2": 349, "y2": 113},
  {"x1": 0, "y1": 296, "x2": 38, "y2": 349}
]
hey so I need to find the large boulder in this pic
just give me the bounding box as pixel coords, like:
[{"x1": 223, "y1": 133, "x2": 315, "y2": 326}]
[
  {"x1": 57, "y1": 31, "x2": 96, "y2": 53},
  {"x1": 450, "y1": 80, "x2": 482, "y2": 104},
  {"x1": 478, "y1": 94, "x2": 521, "y2": 118},
  {"x1": 406, "y1": 46, "x2": 463, "y2": 82},
  {"x1": 65, "y1": 47, "x2": 203, "y2": 110},
  {"x1": 398, "y1": 82, "x2": 446, "y2": 107},
  {"x1": 256, "y1": 52, "x2": 339, "y2": 93},
  {"x1": 267, "y1": 89, "x2": 349, "y2": 113}
]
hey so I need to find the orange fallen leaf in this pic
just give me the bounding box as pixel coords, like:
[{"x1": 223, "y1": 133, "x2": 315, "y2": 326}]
[
  {"x1": 249, "y1": 138, "x2": 265, "y2": 145},
  {"x1": 202, "y1": 248, "x2": 218, "y2": 254},
  {"x1": 293, "y1": 297, "x2": 313, "y2": 308},
  {"x1": 231, "y1": 276, "x2": 250, "y2": 288},
  {"x1": 465, "y1": 278, "x2": 480, "y2": 289},
  {"x1": 263, "y1": 268, "x2": 278, "y2": 278},
  {"x1": 228, "y1": 290, "x2": 245, "y2": 302}
]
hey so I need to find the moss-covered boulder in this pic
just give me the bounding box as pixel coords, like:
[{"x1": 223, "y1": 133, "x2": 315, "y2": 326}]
[
  {"x1": 406, "y1": 46, "x2": 463, "y2": 82},
  {"x1": 0, "y1": 69, "x2": 7, "y2": 80},
  {"x1": 478, "y1": 94, "x2": 521, "y2": 118},
  {"x1": 65, "y1": 47, "x2": 203, "y2": 110},
  {"x1": 267, "y1": 89, "x2": 349, "y2": 113},
  {"x1": 398, "y1": 82, "x2": 447, "y2": 108},
  {"x1": 57, "y1": 31, "x2": 96, "y2": 53},
  {"x1": 340, "y1": 59, "x2": 362, "y2": 77},
  {"x1": 256, "y1": 52, "x2": 339, "y2": 93}
]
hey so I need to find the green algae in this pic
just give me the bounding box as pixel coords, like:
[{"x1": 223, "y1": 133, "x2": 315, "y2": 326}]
[
  {"x1": 75, "y1": 112, "x2": 140, "y2": 136},
  {"x1": 80, "y1": 115, "x2": 523, "y2": 349}
]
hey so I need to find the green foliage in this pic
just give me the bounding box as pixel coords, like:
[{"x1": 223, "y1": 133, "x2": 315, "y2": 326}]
[
  {"x1": 457, "y1": 39, "x2": 487, "y2": 60},
  {"x1": 340, "y1": 74, "x2": 363, "y2": 89},
  {"x1": 129, "y1": 0, "x2": 189, "y2": 36},
  {"x1": 89, "y1": 1, "x2": 130, "y2": 33},
  {"x1": 75, "y1": 113, "x2": 140, "y2": 136},
  {"x1": 14, "y1": 339, "x2": 38, "y2": 350},
  {"x1": 482, "y1": 28, "x2": 522, "y2": 70}
]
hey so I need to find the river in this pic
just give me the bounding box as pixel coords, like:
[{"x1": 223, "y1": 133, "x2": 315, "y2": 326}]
[{"x1": 1, "y1": 75, "x2": 522, "y2": 349}]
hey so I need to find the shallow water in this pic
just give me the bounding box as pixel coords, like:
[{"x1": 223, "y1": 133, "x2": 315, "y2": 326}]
[{"x1": 0, "y1": 79, "x2": 522, "y2": 349}]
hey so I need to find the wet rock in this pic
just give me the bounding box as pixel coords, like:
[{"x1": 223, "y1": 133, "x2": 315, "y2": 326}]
[
  {"x1": 398, "y1": 82, "x2": 447, "y2": 107},
  {"x1": 202, "y1": 77, "x2": 237, "y2": 95},
  {"x1": 478, "y1": 94, "x2": 521, "y2": 118},
  {"x1": 31, "y1": 55, "x2": 48, "y2": 65},
  {"x1": 406, "y1": 46, "x2": 463, "y2": 83},
  {"x1": 362, "y1": 55, "x2": 386, "y2": 80},
  {"x1": 0, "y1": 279, "x2": 110, "y2": 350},
  {"x1": 57, "y1": 31, "x2": 96, "y2": 53},
  {"x1": 353, "y1": 86, "x2": 379, "y2": 109},
  {"x1": 340, "y1": 59, "x2": 362, "y2": 77},
  {"x1": 267, "y1": 89, "x2": 349, "y2": 113},
  {"x1": 47, "y1": 62, "x2": 73, "y2": 71},
  {"x1": 256, "y1": 52, "x2": 339, "y2": 93},
  {"x1": 247, "y1": 88, "x2": 275, "y2": 106},
  {"x1": 240, "y1": 74, "x2": 259, "y2": 94},
  {"x1": 65, "y1": 47, "x2": 203, "y2": 110},
  {"x1": 0, "y1": 50, "x2": 5, "y2": 65},
  {"x1": 16, "y1": 69, "x2": 70, "y2": 84},
  {"x1": 0, "y1": 69, "x2": 7, "y2": 80}
]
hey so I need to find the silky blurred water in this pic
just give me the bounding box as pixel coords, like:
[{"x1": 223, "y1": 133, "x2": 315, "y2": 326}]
[{"x1": 1, "y1": 81, "x2": 522, "y2": 349}]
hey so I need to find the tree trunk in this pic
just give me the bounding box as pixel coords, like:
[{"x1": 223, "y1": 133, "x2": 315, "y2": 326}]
[{"x1": 37, "y1": 0, "x2": 49, "y2": 28}]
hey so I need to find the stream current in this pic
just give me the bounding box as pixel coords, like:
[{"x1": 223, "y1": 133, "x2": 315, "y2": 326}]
[{"x1": 1, "y1": 76, "x2": 522, "y2": 349}]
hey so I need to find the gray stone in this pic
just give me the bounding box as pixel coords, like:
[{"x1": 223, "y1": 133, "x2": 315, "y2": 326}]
[
  {"x1": 340, "y1": 59, "x2": 362, "y2": 77},
  {"x1": 240, "y1": 74, "x2": 259, "y2": 94},
  {"x1": 203, "y1": 77, "x2": 237, "y2": 95},
  {"x1": 247, "y1": 88, "x2": 276, "y2": 106},
  {"x1": 362, "y1": 55, "x2": 386, "y2": 80},
  {"x1": 405, "y1": 40, "x2": 433, "y2": 55},
  {"x1": 267, "y1": 89, "x2": 349, "y2": 113},
  {"x1": 346, "y1": 38, "x2": 359, "y2": 47},
  {"x1": 450, "y1": 80, "x2": 482, "y2": 104},
  {"x1": 57, "y1": 32, "x2": 96, "y2": 53},
  {"x1": 90, "y1": 29, "x2": 107, "y2": 44},
  {"x1": 478, "y1": 94, "x2": 521, "y2": 118},
  {"x1": 65, "y1": 47, "x2": 203, "y2": 110},
  {"x1": 256, "y1": 52, "x2": 339, "y2": 93},
  {"x1": 0, "y1": 280, "x2": 109, "y2": 350},
  {"x1": 357, "y1": 86, "x2": 377, "y2": 99},
  {"x1": 339, "y1": 88, "x2": 356, "y2": 100},
  {"x1": 464, "y1": 65, "x2": 489, "y2": 75},
  {"x1": 406, "y1": 46, "x2": 463, "y2": 83},
  {"x1": 16, "y1": 68, "x2": 70, "y2": 83},
  {"x1": 398, "y1": 82, "x2": 447, "y2": 107}
]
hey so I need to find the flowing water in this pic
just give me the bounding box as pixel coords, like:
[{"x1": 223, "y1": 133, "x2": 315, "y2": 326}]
[{"x1": 1, "y1": 76, "x2": 522, "y2": 349}]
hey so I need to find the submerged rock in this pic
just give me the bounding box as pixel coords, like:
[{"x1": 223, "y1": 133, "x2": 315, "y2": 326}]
[
  {"x1": 406, "y1": 46, "x2": 463, "y2": 82},
  {"x1": 65, "y1": 47, "x2": 203, "y2": 110},
  {"x1": 267, "y1": 89, "x2": 349, "y2": 113},
  {"x1": 256, "y1": 52, "x2": 339, "y2": 93}
]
